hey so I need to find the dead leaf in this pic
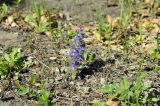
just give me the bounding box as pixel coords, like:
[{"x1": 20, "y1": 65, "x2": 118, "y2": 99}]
[
  {"x1": 106, "y1": 98, "x2": 121, "y2": 106},
  {"x1": 143, "y1": 41, "x2": 157, "y2": 54},
  {"x1": 107, "y1": 15, "x2": 113, "y2": 25},
  {"x1": 141, "y1": 9, "x2": 150, "y2": 18},
  {"x1": 83, "y1": 37, "x2": 97, "y2": 45},
  {"x1": 110, "y1": 45, "x2": 123, "y2": 51},
  {"x1": 69, "y1": 23, "x2": 79, "y2": 31},
  {"x1": 5, "y1": 16, "x2": 14, "y2": 25},
  {"x1": 41, "y1": 15, "x2": 47, "y2": 23},
  {"x1": 93, "y1": 30, "x2": 102, "y2": 43},
  {"x1": 151, "y1": 23, "x2": 160, "y2": 34},
  {"x1": 145, "y1": 0, "x2": 153, "y2": 4},
  {"x1": 83, "y1": 25, "x2": 93, "y2": 32},
  {"x1": 45, "y1": 31, "x2": 52, "y2": 36},
  {"x1": 106, "y1": 15, "x2": 119, "y2": 28}
]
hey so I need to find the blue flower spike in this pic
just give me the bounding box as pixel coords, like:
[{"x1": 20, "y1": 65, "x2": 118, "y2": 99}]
[{"x1": 68, "y1": 28, "x2": 86, "y2": 69}]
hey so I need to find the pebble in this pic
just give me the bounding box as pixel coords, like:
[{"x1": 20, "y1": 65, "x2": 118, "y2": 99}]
[
  {"x1": 55, "y1": 75, "x2": 63, "y2": 81},
  {"x1": 100, "y1": 78, "x2": 106, "y2": 85},
  {"x1": 82, "y1": 87, "x2": 91, "y2": 93},
  {"x1": 60, "y1": 66, "x2": 68, "y2": 73},
  {"x1": 59, "y1": 49, "x2": 69, "y2": 55},
  {"x1": 55, "y1": 67, "x2": 60, "y2": 74},
  {"x1": 11, "y1": 22, "x2": 18, "y2": 27},
  {"x1": 49, "y1": 56, "x2": 57, "y2": 60}
]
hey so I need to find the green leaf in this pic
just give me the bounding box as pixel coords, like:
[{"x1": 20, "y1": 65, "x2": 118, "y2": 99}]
[
  {"x1": 31, "y1": 75, "x2": 36, "y2": 84},
  {"x1": 29, "y1": 89, "x2": 37, "y2": 98},
  {"x1": 18, "y1": 85, "x2": 29, "y2": 96},
  {"x1": 11, "y1": 48, "x2": 21, "y2": 60},
  {"x1": 2, "y1": 3, "x2": 8, "y2": 15},
  {"x1": 122, "y1": 77, "x2": 130, "y2": 89},
  {"x1": 83, "y1": 52, "x2": 88, "y2": 61},
  {"x1": 151, "y1": 98, "x2": 159, "y2": 102},
  {"x1": 89, "y1": 53, "x2": 96, "y2": 62},
  {"x1": 93, "y1": 101, "x2": 105, "y2": 106},
  {"x1": 0, "y1": 3, "x2": 8, "y2": 22},
  {"x1": 0, "y1": 61, "x2": 9, "y2": 77},
  {"x1": 13, "y1": 72, "x2": 19, "y2": 80},
  {"x1": 32, "y1": 0, "x2": 42, "y2": 24},
  {"x1": 4, "y1": 54, "x2": 10, "y2": 63},
  {"x1": 100, "y1": 84, "x2": 113, "y2": 93},
  {"x1": 40, "y1": 92, "x2": 50, "y2": 102},
  {"x1": 25, "y1": 15, "x2": 37, "y2": 25},
  {"x1": 34, "y1": 103, "x2": 44, "y2": 106},
  {"x1": 40, "y1": 81, "x2": 48, "y2": 90},
  {"x1": 143, "y1": 83, "x2": 151, "y2": 91}
]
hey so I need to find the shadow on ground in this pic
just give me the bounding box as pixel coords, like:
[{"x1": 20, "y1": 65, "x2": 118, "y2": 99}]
[{"x1": 78, "y1": 59, "x2": 105, "y2": 79}]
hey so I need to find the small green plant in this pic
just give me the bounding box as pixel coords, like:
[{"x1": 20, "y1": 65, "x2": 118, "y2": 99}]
[
  {"x1": 93, "y1": 101, "x2": 105, "y2": 106},
  {"x1": 0, "y1": 3, "x2": 8, "y2": 22},
  {"x1": 92, "y1": 1, "x2": 106, "y2": 39},
  {"x1": 119, "y1": 0, "x2": 133, "y2": 26},
  {"x1": 151, "y1": 33, "x2": 160, "y2": 73},
  {"x1": 0, "y1": 48, "x2": 31, "y2": 79},
  {"x1": 96, "y1": 73, "x2": 158, "y2": 106},
  {"x1": 35, "y1": 81, "x2": 51, "y2": 106},
  {"x1": 96, "y1": 8, "x2": 106, "y2": 38},
  {"x1": 17, "y1": 84, "x2": 30, "y2": 96},
  {"x1": 105, "y1": 23, "x2": 112, "y2": 45},
  {"x1": 25, "y1": 0, "x2": 52, "y2": 33},
  {"x1": 151, "y1": 33, "x2": 160, "y2": 59},
  {"x1": 150, "y1": 0, "x2": 160, "y2": 16},
  {"x1": 83, "y1": 52, "x2": 96, "y2": 63},
  {"x1": 14, "y1": 0, "x2": 21, "y2": 7},
  {"x1": 17, "y1": 77, "x2": 52, "y2": 106},
  {"x1": 67, "y1": 30, "x2": 77, "y2": 39},
  {"x1": 92, "y1": 0, "x2": 113, "y2": 46}
]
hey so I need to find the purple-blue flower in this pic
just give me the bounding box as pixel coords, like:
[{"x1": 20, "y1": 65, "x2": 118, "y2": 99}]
[{"x1": 68, "y1": 28, "x2": 86, "y2": 69}]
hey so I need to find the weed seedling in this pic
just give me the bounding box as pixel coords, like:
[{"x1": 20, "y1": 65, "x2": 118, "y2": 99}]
[
  {"x1": 0, "y1": 3, "x2": 8, "y2": 22},
  {"x1": 14, "y1": 0, "x2": 21, "y2": 7},
  {"x1": 92, "y1": 0, "x2": 113, "y2": 50},
  {"x1": 17, "y1": 76, "x2": 52, "y2": 106},
  {"x1": 17, "y1": 84, "x2": 30, "y2": 96},
  {"x1": 96, "y1": 73, "x2": 158, "y2": 106},
  {"x1": 151, "y1": 33, "x2": 160, "y2": 73},
  {"x1": 35, "y1": 81, "x2": 51, "y2": 106},
  {"x1": 0, "y1": 48, "x2": 31, "y2": 79},
  {"x1": 25, "y1": 0, "x2": 52, "y2": 33}
]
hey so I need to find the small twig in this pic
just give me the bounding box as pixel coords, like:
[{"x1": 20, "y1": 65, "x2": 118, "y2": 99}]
[{"x1": 33, "y1": 56, "x2": 52, "y2": 71}]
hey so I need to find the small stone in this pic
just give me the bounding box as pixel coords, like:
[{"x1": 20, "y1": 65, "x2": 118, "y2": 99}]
[
  {"x1": 48, "y1": 79, "x2": 54, "y2": 84},
  {"x1": 82, "y1": 87, "x2": 91, "y2": 93},
  {"x1": 100, "y1": 78, "x2": 106, "y2": 85},
  {"x1": 6, "y1": 16, "x2": 14, "y2": 25},
  {"x1": 0, "y1": 50, "x2": 2, "y2": 54},
  {"x1": 11, "y1": 22, "x2": 18, "y2": 27},
  {"x1": 59, "y1": 49, "x2": 70, "y2": 55},
  {"x1": 69, "y1": 81, "x2": 74, "y2": 85},
  {"x1": 49, "y1": 57, "x2": 57, "y2": 60},
  {"x1": 76, "y1": 82, "x2": 84, "y2": 86},
  {"x1": 61, "y1": 66, "x2": 69, "y2": 73},
  {"x1": 56, "y1": 75, "x2": 63, "y2": 81},
  {"x1": 55, "y1": 67, "x2": 60, "y2": 74}
]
